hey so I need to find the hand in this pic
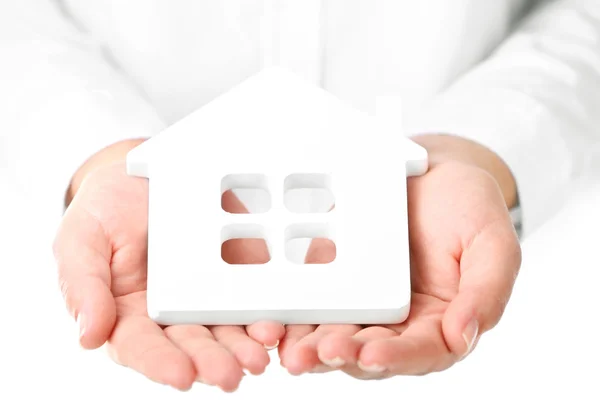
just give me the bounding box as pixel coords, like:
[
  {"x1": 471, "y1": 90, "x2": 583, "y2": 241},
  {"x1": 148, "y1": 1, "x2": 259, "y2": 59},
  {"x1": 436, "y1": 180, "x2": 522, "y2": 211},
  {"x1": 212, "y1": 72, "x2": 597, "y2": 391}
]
[
  {"x1": 277, "y1": 134, "x2": 522, "y2": 378},
  {"x1": 53, "y1": 141, "x2": 285, "y2": 392}
]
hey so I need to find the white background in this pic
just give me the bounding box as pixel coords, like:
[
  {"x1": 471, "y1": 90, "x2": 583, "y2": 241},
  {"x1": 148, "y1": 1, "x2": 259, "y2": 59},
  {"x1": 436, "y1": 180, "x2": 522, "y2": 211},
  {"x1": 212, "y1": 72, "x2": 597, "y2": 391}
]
[{"x1": 0, "y1": 170, "x2": 598, "y2": 399}]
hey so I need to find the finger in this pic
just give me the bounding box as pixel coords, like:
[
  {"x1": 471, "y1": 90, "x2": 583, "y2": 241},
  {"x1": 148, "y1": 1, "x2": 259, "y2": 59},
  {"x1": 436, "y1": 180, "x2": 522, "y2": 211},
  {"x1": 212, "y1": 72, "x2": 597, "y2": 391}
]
[
  {"x1": 304, "y1": 202, "x2": 336, "y2": 264},
  {"x1": 353, "y1": 326, "x2": 398, "y2": 340},
  {"x1": 357, "y1": 319, "x2": 454, "y2": 376},
  {"x1": 107, "y1": 315, "x2": 196, "y2": 391},
  {"x1": 221, "y1": 188, "x2": 286, "y2": 351},
  {"x1": 221, "y1": 238, "x2": 270, "y2": 264},
  {"x1": 285, "y1": 325, "x2": 362, "y2": 374},
  {"x1": 444, "y1": 218, "x2": 521, "y2": 358},
  {"x1": 221, "y1": 190, "x2": 270, "y2": 264},
  {"x1": 315, "y1": 333, "x2": 362, "y2": 370},
  {"x1": 312, "y1": 326, "x2": 397, "y2": 378},
  {"x1": 165, "y1": 324, "x2": 244, "y2": 392},
  {"x1": 282, "y1": 215, "x2": 355, "y2": 374},
  {"x1": 210, "y1": 326, "x2": 270, "y2": 375},
  {"x1": 304, "y1": 238, "x2": 336, "y2": 264},
  {"x1": 278, "y1": 325, "x2": 317, "y2": 373},
  {"x1": 320, "y1": 325, "x2": 396, "y2": 364},
  {"x1": 221, "y1": 189, "x2": 285, "y2": 374},
  {"x1": 279, "y1": 216, "x2": 336, "y2": 374},
  {"x1": 245, "y1": 321, "x2": 286, "y2": 349},
  {"x1": 53, "y1": 205, "x2": 116, "y2": 349}
]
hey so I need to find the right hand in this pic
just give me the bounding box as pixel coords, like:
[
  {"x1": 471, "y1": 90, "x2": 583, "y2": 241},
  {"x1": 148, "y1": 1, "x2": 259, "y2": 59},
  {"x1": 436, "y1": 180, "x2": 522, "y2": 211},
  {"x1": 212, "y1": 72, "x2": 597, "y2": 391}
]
[{"x1": 53, "y1": 153, "x2": 285, "y2": 392}]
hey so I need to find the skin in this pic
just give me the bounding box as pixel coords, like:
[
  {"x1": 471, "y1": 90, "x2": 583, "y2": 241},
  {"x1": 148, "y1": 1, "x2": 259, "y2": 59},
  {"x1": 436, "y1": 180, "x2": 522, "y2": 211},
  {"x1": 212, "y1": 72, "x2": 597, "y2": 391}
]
[
  {"x1": 279, "y1": 139, "x2": 521, "y2": 377},
  {"x1": 54, "y1": 133, "x2": 521, "y2": 390},
  {"x1": 56, "y1": 160, "x2": 280, "y2": 392}
]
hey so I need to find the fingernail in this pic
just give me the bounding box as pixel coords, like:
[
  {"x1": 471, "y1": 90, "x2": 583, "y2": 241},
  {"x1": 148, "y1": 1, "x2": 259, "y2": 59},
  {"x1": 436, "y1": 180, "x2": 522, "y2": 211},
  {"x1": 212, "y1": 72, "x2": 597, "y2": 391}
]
[
  {"x1": 264, "y1": 339, "x2": 279, "y2": 350},
  {"x1": 76, "y1": 312, "x2": 86, "y2": 340},
  {"x1": 462, "y1": 318, "x2": 479, "y2": 357},
  {"x1": 357, "y1": 361, "x2": 385, "y2": 373},
  {"x1": 321, "y1": 357, "x2": 345, "y2": 368},
  {"x1": 310, "y1": 364, "x2": 332, "y2": 373},
  {"x1": 197, "y1": 377, "x2": 214, "y2": 386}
]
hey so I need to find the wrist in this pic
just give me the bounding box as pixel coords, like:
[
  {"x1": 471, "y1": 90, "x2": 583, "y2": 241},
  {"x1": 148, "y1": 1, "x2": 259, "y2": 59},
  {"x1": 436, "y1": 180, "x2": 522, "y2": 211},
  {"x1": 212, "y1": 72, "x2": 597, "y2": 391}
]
[
  {"x1": 66, "y1": 138, "x2": 147, "y2": 205},
  {"x1": 410, "y1": 133, "x2": 518, "y2": 209}
]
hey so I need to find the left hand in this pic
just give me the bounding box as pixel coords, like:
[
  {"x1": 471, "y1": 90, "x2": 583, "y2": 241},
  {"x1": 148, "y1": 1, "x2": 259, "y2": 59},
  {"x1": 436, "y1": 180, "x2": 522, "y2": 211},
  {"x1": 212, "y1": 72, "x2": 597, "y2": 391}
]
[
  {"x1": 54, "y1": 140, "x2": 285, "y2": 392},
  {"x1": 277, "y1": 134, "x2": 522, "y2": 379}
]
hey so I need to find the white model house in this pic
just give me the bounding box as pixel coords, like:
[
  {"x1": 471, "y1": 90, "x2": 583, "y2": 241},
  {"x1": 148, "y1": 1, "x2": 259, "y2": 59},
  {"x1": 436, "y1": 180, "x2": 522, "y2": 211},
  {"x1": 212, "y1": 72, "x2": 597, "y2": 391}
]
[{"x1": 126, "y1": 67, "x2": 428, "y2": 325}]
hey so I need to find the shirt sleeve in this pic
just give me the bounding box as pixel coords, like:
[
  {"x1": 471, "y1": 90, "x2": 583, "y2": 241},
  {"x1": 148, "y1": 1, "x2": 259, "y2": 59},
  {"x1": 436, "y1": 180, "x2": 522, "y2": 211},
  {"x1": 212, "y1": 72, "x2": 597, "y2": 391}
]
[
  {"x1": 406, "y1": 0, "x2": 600, "y2": 238},
  {"x1": 0, "y1": 1, "x2": 166, "y2": 216}
]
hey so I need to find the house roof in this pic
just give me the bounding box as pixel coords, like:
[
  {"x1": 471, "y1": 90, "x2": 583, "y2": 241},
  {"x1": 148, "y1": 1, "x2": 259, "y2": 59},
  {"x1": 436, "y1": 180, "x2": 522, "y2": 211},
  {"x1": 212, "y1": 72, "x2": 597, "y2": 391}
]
[{"x1": 126, "y1": 66, "x2": 427, "y2": 179}]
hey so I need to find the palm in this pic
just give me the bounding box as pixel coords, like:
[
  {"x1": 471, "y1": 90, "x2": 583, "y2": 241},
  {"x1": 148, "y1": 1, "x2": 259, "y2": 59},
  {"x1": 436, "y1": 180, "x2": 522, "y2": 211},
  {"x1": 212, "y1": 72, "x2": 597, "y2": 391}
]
[
  {"x1": 57, "y1": 163, "x2": 285, "y2": 391},
  {"x1": 278, "y1": 162, "x2": 519, "y2": 378}
]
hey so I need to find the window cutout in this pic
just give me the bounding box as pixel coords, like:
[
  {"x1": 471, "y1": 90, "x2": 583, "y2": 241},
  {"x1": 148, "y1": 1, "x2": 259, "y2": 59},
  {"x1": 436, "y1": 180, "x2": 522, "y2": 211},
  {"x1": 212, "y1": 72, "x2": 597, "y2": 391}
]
[
  {"x1": 221, "y1": 174, "x2": 271, "y2": 213},
  {"x1": 285, "y1": 223, "x2": 336, "y2": 264},
  {"x1": 284, "y1": 173, "x2": 334, "y2": 213},
  {"x1": 221, "y1": 224, "x2": 271, "y2": 264}
]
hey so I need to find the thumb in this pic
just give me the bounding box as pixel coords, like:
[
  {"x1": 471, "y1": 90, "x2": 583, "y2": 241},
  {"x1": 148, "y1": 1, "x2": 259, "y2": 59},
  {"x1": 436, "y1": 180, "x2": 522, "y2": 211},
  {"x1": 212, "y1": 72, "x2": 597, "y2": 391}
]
[
  {"x1": 442, "y1": 220, "x2": 521, "y2": 358},
  {"x1": 53, "y1": 205, "x2": 116, "y2": 349}
]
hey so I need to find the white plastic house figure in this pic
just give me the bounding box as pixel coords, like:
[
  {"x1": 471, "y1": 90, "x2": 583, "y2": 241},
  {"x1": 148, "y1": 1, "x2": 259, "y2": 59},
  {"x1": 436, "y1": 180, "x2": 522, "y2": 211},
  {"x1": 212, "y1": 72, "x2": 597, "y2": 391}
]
[{"x1": 126, "y1": 67, "x2": 428, "y2": 326}]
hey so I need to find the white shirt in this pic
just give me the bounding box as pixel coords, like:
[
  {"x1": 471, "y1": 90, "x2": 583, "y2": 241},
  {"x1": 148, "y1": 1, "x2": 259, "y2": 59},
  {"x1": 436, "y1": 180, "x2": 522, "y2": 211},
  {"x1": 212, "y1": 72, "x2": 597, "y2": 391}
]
[{"x1": 1, "y1": 0, "x2": 599, "y2": 237}]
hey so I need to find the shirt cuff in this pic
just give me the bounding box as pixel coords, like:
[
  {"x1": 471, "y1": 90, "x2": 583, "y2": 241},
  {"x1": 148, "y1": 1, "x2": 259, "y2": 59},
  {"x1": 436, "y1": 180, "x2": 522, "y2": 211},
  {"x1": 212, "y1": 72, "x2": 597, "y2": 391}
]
[{"x1": 405, "y1": 86, "x2": 574, "y2": 237}]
